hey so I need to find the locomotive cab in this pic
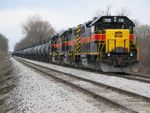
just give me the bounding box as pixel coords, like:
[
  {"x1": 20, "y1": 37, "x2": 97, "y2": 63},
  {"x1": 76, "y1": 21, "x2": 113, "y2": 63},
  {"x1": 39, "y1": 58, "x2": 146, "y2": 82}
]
[{"x1": 90, "y1": 16, "x2": 139, "y2": 72}]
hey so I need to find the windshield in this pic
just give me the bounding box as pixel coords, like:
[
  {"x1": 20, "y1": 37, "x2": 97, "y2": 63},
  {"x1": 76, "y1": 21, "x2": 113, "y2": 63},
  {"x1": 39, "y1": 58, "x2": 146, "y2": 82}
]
[{"x1": 95, "y1": 23, "x2": 133, "y2": 33}]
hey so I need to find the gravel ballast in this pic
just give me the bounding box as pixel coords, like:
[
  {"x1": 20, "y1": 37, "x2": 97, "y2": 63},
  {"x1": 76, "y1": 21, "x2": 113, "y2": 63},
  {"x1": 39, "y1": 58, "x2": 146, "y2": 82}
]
[
  {"x1": 21, "y1": 57, "x2": 150, "y2": 98},
  {"x1": 7, "y1": 58, "x2": 104, "y2": 113}
]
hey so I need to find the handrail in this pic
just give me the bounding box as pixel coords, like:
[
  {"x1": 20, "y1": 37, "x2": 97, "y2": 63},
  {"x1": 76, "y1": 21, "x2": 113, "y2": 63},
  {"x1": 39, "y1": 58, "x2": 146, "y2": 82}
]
[
  {"x1": 131, "y1": 40, "x2": 139, "y2": 61},
  {"x1": 98, "y1": 41, "x2": 106, "y2": 61}
]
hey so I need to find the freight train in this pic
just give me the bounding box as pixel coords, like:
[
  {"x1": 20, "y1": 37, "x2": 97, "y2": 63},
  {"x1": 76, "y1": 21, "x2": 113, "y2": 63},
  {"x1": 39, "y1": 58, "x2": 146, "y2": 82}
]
[{"x1": 12, "y1": 16, "x2": 139, "y2": 72}]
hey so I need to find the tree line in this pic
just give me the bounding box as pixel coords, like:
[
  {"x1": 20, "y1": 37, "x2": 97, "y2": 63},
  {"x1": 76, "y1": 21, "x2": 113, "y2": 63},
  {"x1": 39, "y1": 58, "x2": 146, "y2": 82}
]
[{"x1": 134, "y1": 22, "x2": 150, "y2": 74}]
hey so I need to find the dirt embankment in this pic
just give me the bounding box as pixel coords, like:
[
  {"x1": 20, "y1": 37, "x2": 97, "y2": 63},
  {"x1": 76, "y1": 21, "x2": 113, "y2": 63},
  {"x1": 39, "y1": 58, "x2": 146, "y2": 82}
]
[{"x1": 0, "y1": 57, "x2": 15, "y2": 113}]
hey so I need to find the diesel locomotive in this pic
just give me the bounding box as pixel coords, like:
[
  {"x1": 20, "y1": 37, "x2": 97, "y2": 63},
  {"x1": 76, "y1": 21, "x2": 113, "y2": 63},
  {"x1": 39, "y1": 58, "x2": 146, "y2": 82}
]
[{"x1": 12, "y1": 16, "x2": 139, "y2": 72}]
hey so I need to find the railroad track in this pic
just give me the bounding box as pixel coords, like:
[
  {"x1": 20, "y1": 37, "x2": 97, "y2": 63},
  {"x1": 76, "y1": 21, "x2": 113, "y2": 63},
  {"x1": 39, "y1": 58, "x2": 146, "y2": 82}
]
[
  {"x1": 110, "y1": 73, "x2": 150, "y2": 84},
  {"x1": 16, "y1": 57, "x2": 150, "y2": 84},
  {"x1": 14, "y1": 57, "x2": 150, "y2": 113},
  {"x1": 61, "y1": 63, "x2": 150, "y2": 84},
  {"x1": 79, "y1": 68, "x2": 150, "y2": 84}
]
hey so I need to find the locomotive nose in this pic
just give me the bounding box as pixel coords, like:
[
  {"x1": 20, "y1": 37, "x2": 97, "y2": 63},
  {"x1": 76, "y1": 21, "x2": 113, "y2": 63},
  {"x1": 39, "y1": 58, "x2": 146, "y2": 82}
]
[
  {"x1": 101, "y1": 29, "x2": 131, "y2": 69},
  {"x1": 106, "y1": 29, "x2": 130, "y2": 53}
]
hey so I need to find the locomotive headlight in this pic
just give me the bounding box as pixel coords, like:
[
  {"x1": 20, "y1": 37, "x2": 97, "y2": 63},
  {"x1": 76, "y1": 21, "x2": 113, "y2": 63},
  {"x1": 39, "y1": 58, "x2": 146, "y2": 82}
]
[
  {"x1": 130, "y1": 53, "x2": 133, "y2": 57},
  {"x1": 107, "y1": 53, "x2": 111, "y2": 56}
]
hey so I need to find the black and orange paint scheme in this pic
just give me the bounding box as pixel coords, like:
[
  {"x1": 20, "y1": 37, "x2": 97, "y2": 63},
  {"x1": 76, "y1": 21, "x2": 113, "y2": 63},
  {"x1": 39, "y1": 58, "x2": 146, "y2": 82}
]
[{"x1": 12, "y1": 16, "x2": 139, "y2": 72}]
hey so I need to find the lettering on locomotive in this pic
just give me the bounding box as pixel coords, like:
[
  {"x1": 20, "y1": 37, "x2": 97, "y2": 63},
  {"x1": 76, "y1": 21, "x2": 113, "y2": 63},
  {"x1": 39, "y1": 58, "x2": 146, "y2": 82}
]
[{"x1": 115, "y1": 31, "x2": 122, "y2": 38}]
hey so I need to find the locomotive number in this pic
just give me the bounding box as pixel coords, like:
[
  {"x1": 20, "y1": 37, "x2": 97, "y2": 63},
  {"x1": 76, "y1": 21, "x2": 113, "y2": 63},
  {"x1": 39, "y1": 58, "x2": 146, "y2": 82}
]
[
  {"x1": 118, "y1": 19, "x2": 124, "y2": 22},
  {"x1": 103, "y1": 18, "x2": 111, "y2": 22}
]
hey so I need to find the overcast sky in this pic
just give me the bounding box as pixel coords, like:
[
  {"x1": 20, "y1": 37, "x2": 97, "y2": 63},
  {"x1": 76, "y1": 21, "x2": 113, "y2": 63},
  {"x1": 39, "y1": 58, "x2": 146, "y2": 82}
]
[{"x1": 0, "y1": 0, "x2": 150, "y2": 51}]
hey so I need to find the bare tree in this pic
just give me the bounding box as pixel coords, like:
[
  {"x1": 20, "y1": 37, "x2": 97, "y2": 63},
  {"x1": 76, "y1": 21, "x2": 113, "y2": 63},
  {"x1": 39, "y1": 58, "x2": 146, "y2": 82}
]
[
  {"x1": 133, "y1": 20, "x2": 150, "y2": 74},
  {"x1": 15, "y1": 15, "x2": 56, "y2": 50},
  {"x1": 22, "y1": 15, "x2": 55, "y2": 43},
  {"x1": 95, "y1": 6, "x2": 131, "y2": 17},
  {"x1": 105, "y1": 5, "x2": 112, "y2": 16},
  {"x1": 95, "y1": 5, "x2": 112, "y2": 17},
  {"x1": 116, "y1": 7, "x2": 131, "y2": 16}
]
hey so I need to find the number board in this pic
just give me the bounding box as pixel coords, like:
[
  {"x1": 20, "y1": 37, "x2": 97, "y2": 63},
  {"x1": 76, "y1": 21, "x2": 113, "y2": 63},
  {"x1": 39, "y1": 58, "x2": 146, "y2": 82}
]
[
  {"x1": 103, "y1": 18, "x2": 112, "y2": 22},
  {"x1": 118, "y1": 18, "x2": 125, "y2": 23}
]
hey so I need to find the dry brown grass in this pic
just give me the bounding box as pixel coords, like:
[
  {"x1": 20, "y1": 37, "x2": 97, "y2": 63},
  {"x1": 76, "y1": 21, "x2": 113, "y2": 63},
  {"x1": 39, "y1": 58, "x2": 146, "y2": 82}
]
[
  {"x1": 0, "y1": 51, "x2": 8, "y2": 64},
  {"x1": 0, "y1": 54, "x2": 15, "y2": 113}
]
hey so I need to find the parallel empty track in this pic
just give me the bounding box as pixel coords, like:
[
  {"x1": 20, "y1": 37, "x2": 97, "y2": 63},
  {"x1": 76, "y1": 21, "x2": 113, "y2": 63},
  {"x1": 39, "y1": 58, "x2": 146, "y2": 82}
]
[
  {"x1": 15, "y1": 57, "x2": 150, "y2": 113},
  {"x1": 110, "y1": 73, "x2": 150, "y2": 84}
]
